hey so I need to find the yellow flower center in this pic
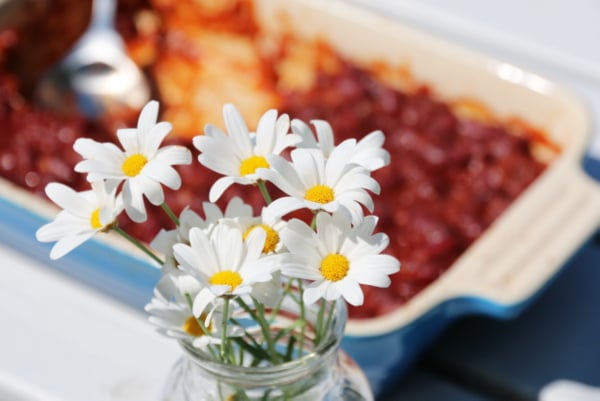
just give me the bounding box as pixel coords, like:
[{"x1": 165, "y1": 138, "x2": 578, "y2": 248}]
[
  {"x1": 209, "y1": 270, "x2": 243, "y2": 290},
  {"x1": 239, "y1": 155, "x2": 269, "y2": 176},
  {"x1": 305, "y1": 185, "x2": 334, "y2": 204},
  {"x1": 182, "y1": 316, "x2": 205, "y2": 337},
  {"x1": 122, "y1": 153, "x2": 148, "y2": 177},
  {"x1": 90, "y1": 208, "x2": 103, "y2": 229},
  {"x1": 320, "y1": 254, "x2": 350, "y2": 282},
  {"x1": 243, "y1": 224, "x2": 280, "y2": 253}
]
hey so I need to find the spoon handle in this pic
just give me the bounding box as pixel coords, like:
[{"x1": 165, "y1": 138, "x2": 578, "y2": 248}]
[{"x1": 89, "y1": 0, "x2": 117, "y2": 31}]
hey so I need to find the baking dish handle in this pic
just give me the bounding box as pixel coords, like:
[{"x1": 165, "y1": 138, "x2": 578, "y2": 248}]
[{"x1": 443, "y1": 161, "x2": 600, "y2": 315}]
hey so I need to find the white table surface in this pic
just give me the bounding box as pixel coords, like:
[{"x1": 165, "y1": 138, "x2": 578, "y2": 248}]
[
  {"x1": 2, "y1": 1, "x2": 599, "y2": 400},
  {"x1": 0, "y1": 242, "x2": 179, "y2": 401}
]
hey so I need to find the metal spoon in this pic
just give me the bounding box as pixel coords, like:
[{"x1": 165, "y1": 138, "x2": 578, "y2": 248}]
[{"x1": 34, "y1": 0, "x2": 150, "y2": 118}]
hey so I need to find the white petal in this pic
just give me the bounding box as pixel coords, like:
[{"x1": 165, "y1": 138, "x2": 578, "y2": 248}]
[
  {"x1": 323, "y1": 282, "x2": 343, "y2": 302},
  {"x1": 209, "y1": 176, "x2": 236, "y2": 203},
  {"x1": 243, "y1": 228, "x2": 266, "y2": 264},
  {"x1": 281, "y1": 263, "x2": 321, "y2": 281},
  {"x1": 135, "y1": 175, "x2": 164, "y2": 205},
  {"x1": 315, "y1": 212, "x2": 341, "y2": 253},
  {"x1": 155, "y1": 145, "x2": 192, "y2": 166},
  {"x1": 311, "y1": 120, "x2": 335, "y2": 156},
  {"x1": 337, "y1": 279, "x2": 364, "y2": 306},
  {"x1": 338, "y1": 189, "x2": 374, "y2": 211},
  {"x1": 45, "y1": 183, "x2": 92, "y2": 218},
  {"x1": 272, "y1": 115, "x2": 295, "y2": 154},
  {"x1": 36, "y1": 213, "x2": 90, "y2": 241},
  {"x1": 224, "y1": 197, "x2": 253, "y2": 218},
  {"x1": 303, "y1": 283, "x2": 327, "y2": 305},
  {"x1": 117, "y1": 128, "x2": 140, "y2": 154},
  {"x1": 143, "y1": 163, "x2": 182, "y2": 190},
  {"x1": 122, "y1": 181, "x2": 147, "y2": 222},
  {"x1": 292, "y1": 119, "x2": 318, "y2": 148},
  {"x1": 73, "y1": 139, "x2": 123, "y2": 166},
  {"x1": 214, "y1": 224, "x2": 243, "y2": 271},
  {"x1": 202, "y1": 202, "x2": 224, "y2": 223},
  {"x1": 144, "y1": 122, "x2": 173, "y2": 154},
  {"x1": 352, "y1": 255, "x2": 400, "y2": 279},
  {"x1": 49, "y1": 232, "x2": 96, "y2": 259},
  {"x1": 279, "y1": 221, "x2": 317, "y2": 258},
  {"x1": 223, "y1": 104, "x2": 252, "y2": 154},
  {"x1": 325, "y1": 139, "x2": 356, "y2": 183},
  {"x1": 187, "y1": 227, "x2": 219, "y2": 276},
  {"x1": 290, "y1": 148, "x2": 322, "y2": 188},
  {"x1": 262, "y1": 155, "x2": 304, "y2": 196},
  {"x1": 264, "y1": 197, "x2": 306, "y2": 219},
  {"x1": 138, "y1": 100, "x2": 160, "y2": 134},
  {"x1": 199, "y1": 153, "x2": 239, "y2": 176},
  {"x1": 353, "y1": 215, "x2": 378, "y2": 238},
  {"x1": 193, "y1": 288, "x2": 217, "y2": 317},
  {"x1": 254, "y1": 109, "x2": 277, "y2": 154}
]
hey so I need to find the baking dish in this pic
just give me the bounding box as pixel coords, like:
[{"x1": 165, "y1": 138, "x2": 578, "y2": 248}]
[{"x1": 1, "y1": 0, "x2": 599, "y2": 397}]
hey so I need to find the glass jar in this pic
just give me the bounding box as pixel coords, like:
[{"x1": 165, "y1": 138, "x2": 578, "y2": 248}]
[{"x1": 161, "y1": 298, "x2": 373, "y2": 401}]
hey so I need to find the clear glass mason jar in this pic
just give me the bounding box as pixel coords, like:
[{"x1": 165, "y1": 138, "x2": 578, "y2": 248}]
[{"x1": 161, "y1": 298, "x2": 373, "y2": 401}]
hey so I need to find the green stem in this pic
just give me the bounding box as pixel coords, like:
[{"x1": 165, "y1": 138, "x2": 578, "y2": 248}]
[
  {"x1": 296, "y1": 279, "x2": 306, "y2": 358},
  {"x1": 237, "y1": 297, "x2": 281, "y2": 364},
  {"x1": 268, "y1": 278, "x2": 294, "y2": 322},
  {"x1": 257, "y1": 180, "x2": 272, "y2": 205},
  {"x1": 113, "y1": 226, "x2": 164, "y2": 265},
  {"x1": 324, "y1": 301, "x2": 336, "y2": 337},
  {"x1": 314, "y1": 300, "x2": 326, "y2": 345},
  {"x1": 220, "y1": 297, "x2": 231, "y2": 362},
  {"x1": 161, "y1": 202, "x2": 180, "y2": 226},
  {"x1": 310, "y1": 212, "x2": 318, "y2": 230}
]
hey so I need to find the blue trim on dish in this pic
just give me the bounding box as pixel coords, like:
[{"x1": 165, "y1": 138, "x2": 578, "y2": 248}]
[
  {"x1": 342, "y1": 237, "x2": 593, "y2": 398},
  {"x1": 0, "y1": 195, "x2": 159, "y2": 310},
  {"x1": 342, "y1": 295, "x2": 536, "y2": 397}
]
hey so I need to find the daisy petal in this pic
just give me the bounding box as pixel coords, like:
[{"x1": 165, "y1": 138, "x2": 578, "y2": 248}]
[
  {"x1": 138, "y1": 100, "x2": 159, "y2": 133},
  {"x1": 209, "y1": 176, "x2": 236, "y2": 203},
  {"x1": 193, "y1": 288, "x2": 217, "y2": 317},
  {"x1": 50, "y1": 232, "x2": 95, "y2": 260},
  {"x1": 338, "y1": 279, "x2": 364, "y2": 306},
  {"x1": 264, "y1": 197, "x2": 306, "y2": 219}
]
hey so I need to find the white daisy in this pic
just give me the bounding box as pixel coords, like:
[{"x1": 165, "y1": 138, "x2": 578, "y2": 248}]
[
  {"x1": 150, "y1": 207, "x2": 206, "y2": 269},
  {"x1": 279, "y1": 211, "x2": 400, "y2": 306},
  {"x1": 35, "y1": 181, "x2": 123, "y2": 260},
  {"x1": 151, "y1": 197, "x2": 254, "y2": 269},
  {"x1": 145, "y1": 275, "x2": 236, "y2": 348},
  {"x1": 219, "y1": 206, "x2": 288, "y2": 255},
  {"x1": 261, "y1": 147, "x2": 380, "y2": 225},
  {"x1": 155, "y1": 267, "x2": 204, "y2": 302},
  {"x1": 293, "y1": 119, "x2": 335, "y2": 156},
  {"x1": 200, "y1": 196, "x2": 254, "y2": 232},
  {"x1": 172, "y1": 223, "x2": 283, "y2": 317},
  {"x1": 73, "y1": 100, "x2": 192, "y2": 222},
  {"x1": 192, "y1": 103, "x2": 300, "y2": 202},
  {"x1": 293, "y1": 118, "x2": 390, "y2": 171}
]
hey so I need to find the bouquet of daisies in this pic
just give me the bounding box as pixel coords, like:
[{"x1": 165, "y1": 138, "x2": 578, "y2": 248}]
[{"x1": 36, "y1": 101, "x2": 400, "y2": 367}]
